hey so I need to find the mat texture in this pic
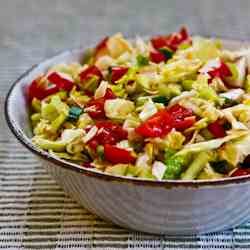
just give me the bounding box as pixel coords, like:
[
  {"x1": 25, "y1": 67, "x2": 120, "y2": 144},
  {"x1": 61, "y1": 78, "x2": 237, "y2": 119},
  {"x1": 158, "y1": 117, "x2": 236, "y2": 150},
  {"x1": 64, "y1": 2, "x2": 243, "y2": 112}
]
[{"x1": 1, "y1": 0, "x2": 250, "y2": 249}]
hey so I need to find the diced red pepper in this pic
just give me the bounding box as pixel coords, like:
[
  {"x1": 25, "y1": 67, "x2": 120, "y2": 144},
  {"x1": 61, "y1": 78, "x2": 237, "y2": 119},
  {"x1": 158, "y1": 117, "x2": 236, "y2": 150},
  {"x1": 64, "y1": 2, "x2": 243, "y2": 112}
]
[
  {"x1": 87, "y1": 121, "x2": 127, "y2": 148},
  {"x1": 207, "y1": 61, "x2": 232, "y2": 83},
  {"x1": 85, "y1": 88, "x2": 116, "y2": 119},
  {"x1": 110, "y1": 66, "x2": 129, "y2": 83},
  {"x1": 87, "y1": 121, "x2": 128, "y2": 150},
  {"x1": 47, "y1": 72, "x2": 74, "y2": 91},
  {"x1": 96, "y1": 121, "x2": 128, "y2": 142},
  {"x1": 170, "y1": 26, "x2": 191, "y2": 49},
  {"x1": 150, "y1": 26, "x2": 191, "y2": 51},
  {"x1": 207, "y1": 120, "x2": 226, "y2": 138},
  {"x1": 231, "y1": 168, "x2": 250, "y2": 177},
  {"x1": 104, "y1": 144, "x2": 136, "y2": 164},
  {"x1": 87, "y1": 138, "x2": 99, "y2": 150},
  {"x1": 167, "y1": 104, "x2": 195, "y2": 131},
  {"x1": 179, "y1": 26, "x2": 189, "y2": 41},
  {"x1": 94, "y1": 37, "x2": 109, "y2": 60},
  {"x1": 173, "y1": 116, "x2": 196, "y2": 131},
  {"x1": 95, "y1": 37, "x2": 109, "y2": 54},
  {"x1": 79, "y1": 65, "x2": 103, "y2": 84},
  {"x1": 27, "y1": 78, "x2": 59, "y2": 101},
  {"x1": 135, "y1": 109, "x2": 173, "y2": 138},
  {"x1": 104, "y1": 88, "x2": 117, "y2": 99},
  {"x1": 149, "y1": 51, "x2": 166, "y2": 63},
  {"x1": 136, "y1": 120, "x2": 170, "y2": 138},
  {"x1": 84, "y1": 90, "x2": 94, "y2": 97},
  {"x1": 167, "y1": 104, "x2": 193, "y2": 119},
  {"x1": 151, "y1": 36, "x2": 168, "y2": 50},
  {"x1": 86, "y1": 98, "x2": 106, "y2": 119},
  {"x1": 136, "y1": 104, "x2": 195, "y2": 138},
  {"x1": 28, "y1": 71, "x2": 75, "y2": 101},
  {"x1": 219, "y1": 62, "x2": 232, "y2": 78},
  {"x1": 208, "y1": 68, "x2": 220, "y2": 79}
]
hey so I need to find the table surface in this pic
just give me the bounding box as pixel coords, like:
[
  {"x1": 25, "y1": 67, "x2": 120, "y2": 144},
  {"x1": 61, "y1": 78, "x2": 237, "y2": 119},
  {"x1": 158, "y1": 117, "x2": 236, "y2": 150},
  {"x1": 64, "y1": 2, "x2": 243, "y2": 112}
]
[{"x1": 2, "y1": 0, "x2": 250, "y2": 249}]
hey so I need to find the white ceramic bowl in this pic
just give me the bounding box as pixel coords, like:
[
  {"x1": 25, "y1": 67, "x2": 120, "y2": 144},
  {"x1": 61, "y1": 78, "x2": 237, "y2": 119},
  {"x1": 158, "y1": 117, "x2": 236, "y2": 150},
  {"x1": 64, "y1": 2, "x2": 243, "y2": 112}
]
[{"x1": 5, "y1": 40, "x2": 250, "y2": 235}]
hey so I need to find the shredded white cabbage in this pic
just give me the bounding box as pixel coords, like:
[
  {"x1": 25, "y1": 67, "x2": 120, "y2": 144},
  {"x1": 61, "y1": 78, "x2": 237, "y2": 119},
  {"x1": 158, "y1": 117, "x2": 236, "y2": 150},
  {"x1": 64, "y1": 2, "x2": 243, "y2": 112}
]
[
  {"x1": 152, "y1": 161, "x2": 166, "y2": 180},
  {"x1": 104, "y1": 98, "x2": 135, "y2": 120},
  {"x1": 94, "y1": 81, "x2": 108, "y2": 99},
  {"x1": 82, "y1": 126, "x2": 98, "y2": 143}
]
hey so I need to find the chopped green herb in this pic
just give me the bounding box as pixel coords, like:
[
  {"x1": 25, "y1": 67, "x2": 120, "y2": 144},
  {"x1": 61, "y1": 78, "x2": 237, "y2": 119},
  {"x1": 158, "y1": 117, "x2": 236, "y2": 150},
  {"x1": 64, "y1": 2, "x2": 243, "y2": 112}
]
[
  {"x1": 223, "y1": 121, "x2": 231, "y2": 130},
  {"x1": 68, "y1": 106, "x2": 83, "y2": 121},
  {"x1": 152, "y1": 96, "x2": 169, "y2": 105},
  {"x1": 136, "y1": 55, "x2": 149, "y2": 67},
  {"x1": 131, "y1": 141, "x2": 144, "y2": 153},
  {"x1": 210, "y1": 160, "x2": 229, "y2": 174},
  {"x1": 223, "y1": 97, "x2": 239, "y2": 108},
  {"x1": 158, "y1": 47, "x2": 174, "y2": 60},
  {"x1": 239, "y1": 155, "x2": 250, "y2": 168}
]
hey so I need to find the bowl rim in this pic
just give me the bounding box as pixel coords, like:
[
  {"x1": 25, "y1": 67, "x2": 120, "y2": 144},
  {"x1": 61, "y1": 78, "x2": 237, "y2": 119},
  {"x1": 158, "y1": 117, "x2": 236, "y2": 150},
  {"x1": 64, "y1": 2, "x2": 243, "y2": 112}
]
[{"x1": 5, "y1": 46, "x2": 250, "y2": 189}]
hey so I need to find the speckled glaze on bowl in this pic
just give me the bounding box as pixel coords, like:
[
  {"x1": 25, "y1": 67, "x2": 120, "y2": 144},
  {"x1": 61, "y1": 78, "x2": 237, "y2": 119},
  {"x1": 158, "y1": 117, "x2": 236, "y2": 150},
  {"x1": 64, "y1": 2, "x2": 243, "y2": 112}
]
[{"x1": 5, "y1": 39, "x2": 250, "y2": 235}]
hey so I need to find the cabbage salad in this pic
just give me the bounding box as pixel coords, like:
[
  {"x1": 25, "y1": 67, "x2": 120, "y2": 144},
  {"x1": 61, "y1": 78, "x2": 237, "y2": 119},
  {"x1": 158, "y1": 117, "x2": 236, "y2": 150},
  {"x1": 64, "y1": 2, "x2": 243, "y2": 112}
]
[{"x1": 28, "y1": 27, "x2": 250, "y2": 180}]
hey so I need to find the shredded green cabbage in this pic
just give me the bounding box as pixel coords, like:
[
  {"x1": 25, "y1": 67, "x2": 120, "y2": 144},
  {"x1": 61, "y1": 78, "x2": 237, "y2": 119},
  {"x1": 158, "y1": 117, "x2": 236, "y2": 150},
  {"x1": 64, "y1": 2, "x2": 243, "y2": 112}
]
[
  {"x1": 219, "y1": 134, "x2": 250, "y2": 166},
  {"x1": 104, "y1": 98, "x2": 135, "y2": 120},
  {"x1": 162, "y1": 59, "x2": 202, "y2": 83},
  {"x1": 28, "y1": 30, "x2": 250, "y2": 181}
]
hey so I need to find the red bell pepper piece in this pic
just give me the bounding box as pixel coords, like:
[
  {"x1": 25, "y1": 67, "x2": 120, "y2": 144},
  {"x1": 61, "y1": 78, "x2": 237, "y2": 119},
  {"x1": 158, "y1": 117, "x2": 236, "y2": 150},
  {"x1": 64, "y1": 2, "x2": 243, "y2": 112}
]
[
  {"x1": 136, "y1": 104, "x2": 195, "y2": 138},
  {"x1": 87, "y1": 138, "x2": 99, "y2": 150},
  {"x1": 47, "y1": 72, "x2": 74, "y2": 91},
  {"x1": 86, "y1": 98, "x2": 106, "y2": 119},
  {"x1": 104, "y1": 144, "x2": 136, "y2": 164},
  {"x1": 104, "y1": 88, "x2": 117, "y2": 99},
  {"x1": 87, "y1": 121, "x2": 128, "y2": 150},
  {"x1": 96, "y1": 121, "x2": 128, "y2": 142},
  {"x1": 208, "y1": 63, "x2": 231, "y2": 79},
  {"x1": 27, "y1": 78, "x2": 59, "y2": 101},
  {"x1": 85, "y1": 88, "x2": 116, "y2": 119},
  {"x1": 110, "y1": 66, "x2": 128, "y2": 83},
  {"x1": 207, "y1": 120, "x2": 226, "y2": 138},
  {"x1": 167, "y1": 104, "x2": 195, "y2": 131},
  {"x1": 231, "y1": 168, "x2": 250, "y2": 177},
  {"x1": 149, "y1": 51, "x2": 166, "y2": 63},
  {"x1": 167, "y1": 104, "x2": 193, "y2": 118},
  {"x1": 84, "y1": 90, "x2": 94, "y2": 97},
  {"x1": 219, "y1": 62, "x2": 232, "y2": 78},
  {"x1": 173, "y1": 116, "x2": 196, "y2": 131},
  {"x1": 95, "y1": 37, "x2": 109, "y2": 54},
  {"x1": 79, "y1": 65, "x2": 103, "y2": 84},
  {"x1": 179, "y1": 26, "x2": 189, "y2": 41},
  {"x1": 135, "y1": 110, "x2": 173, "y2": 137},
  {"x1": 94, "y1": 37, "x2": 109, "y2": 60},
  {"x1": 151, "y1": 36, "x2": 168, "y2": 50},
  {"x1": 204, "y1": 61, "x2": 232, "y2": 83},
  {"x1": 151, "y1": 26, "x2": 191, "y2": 51}
]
